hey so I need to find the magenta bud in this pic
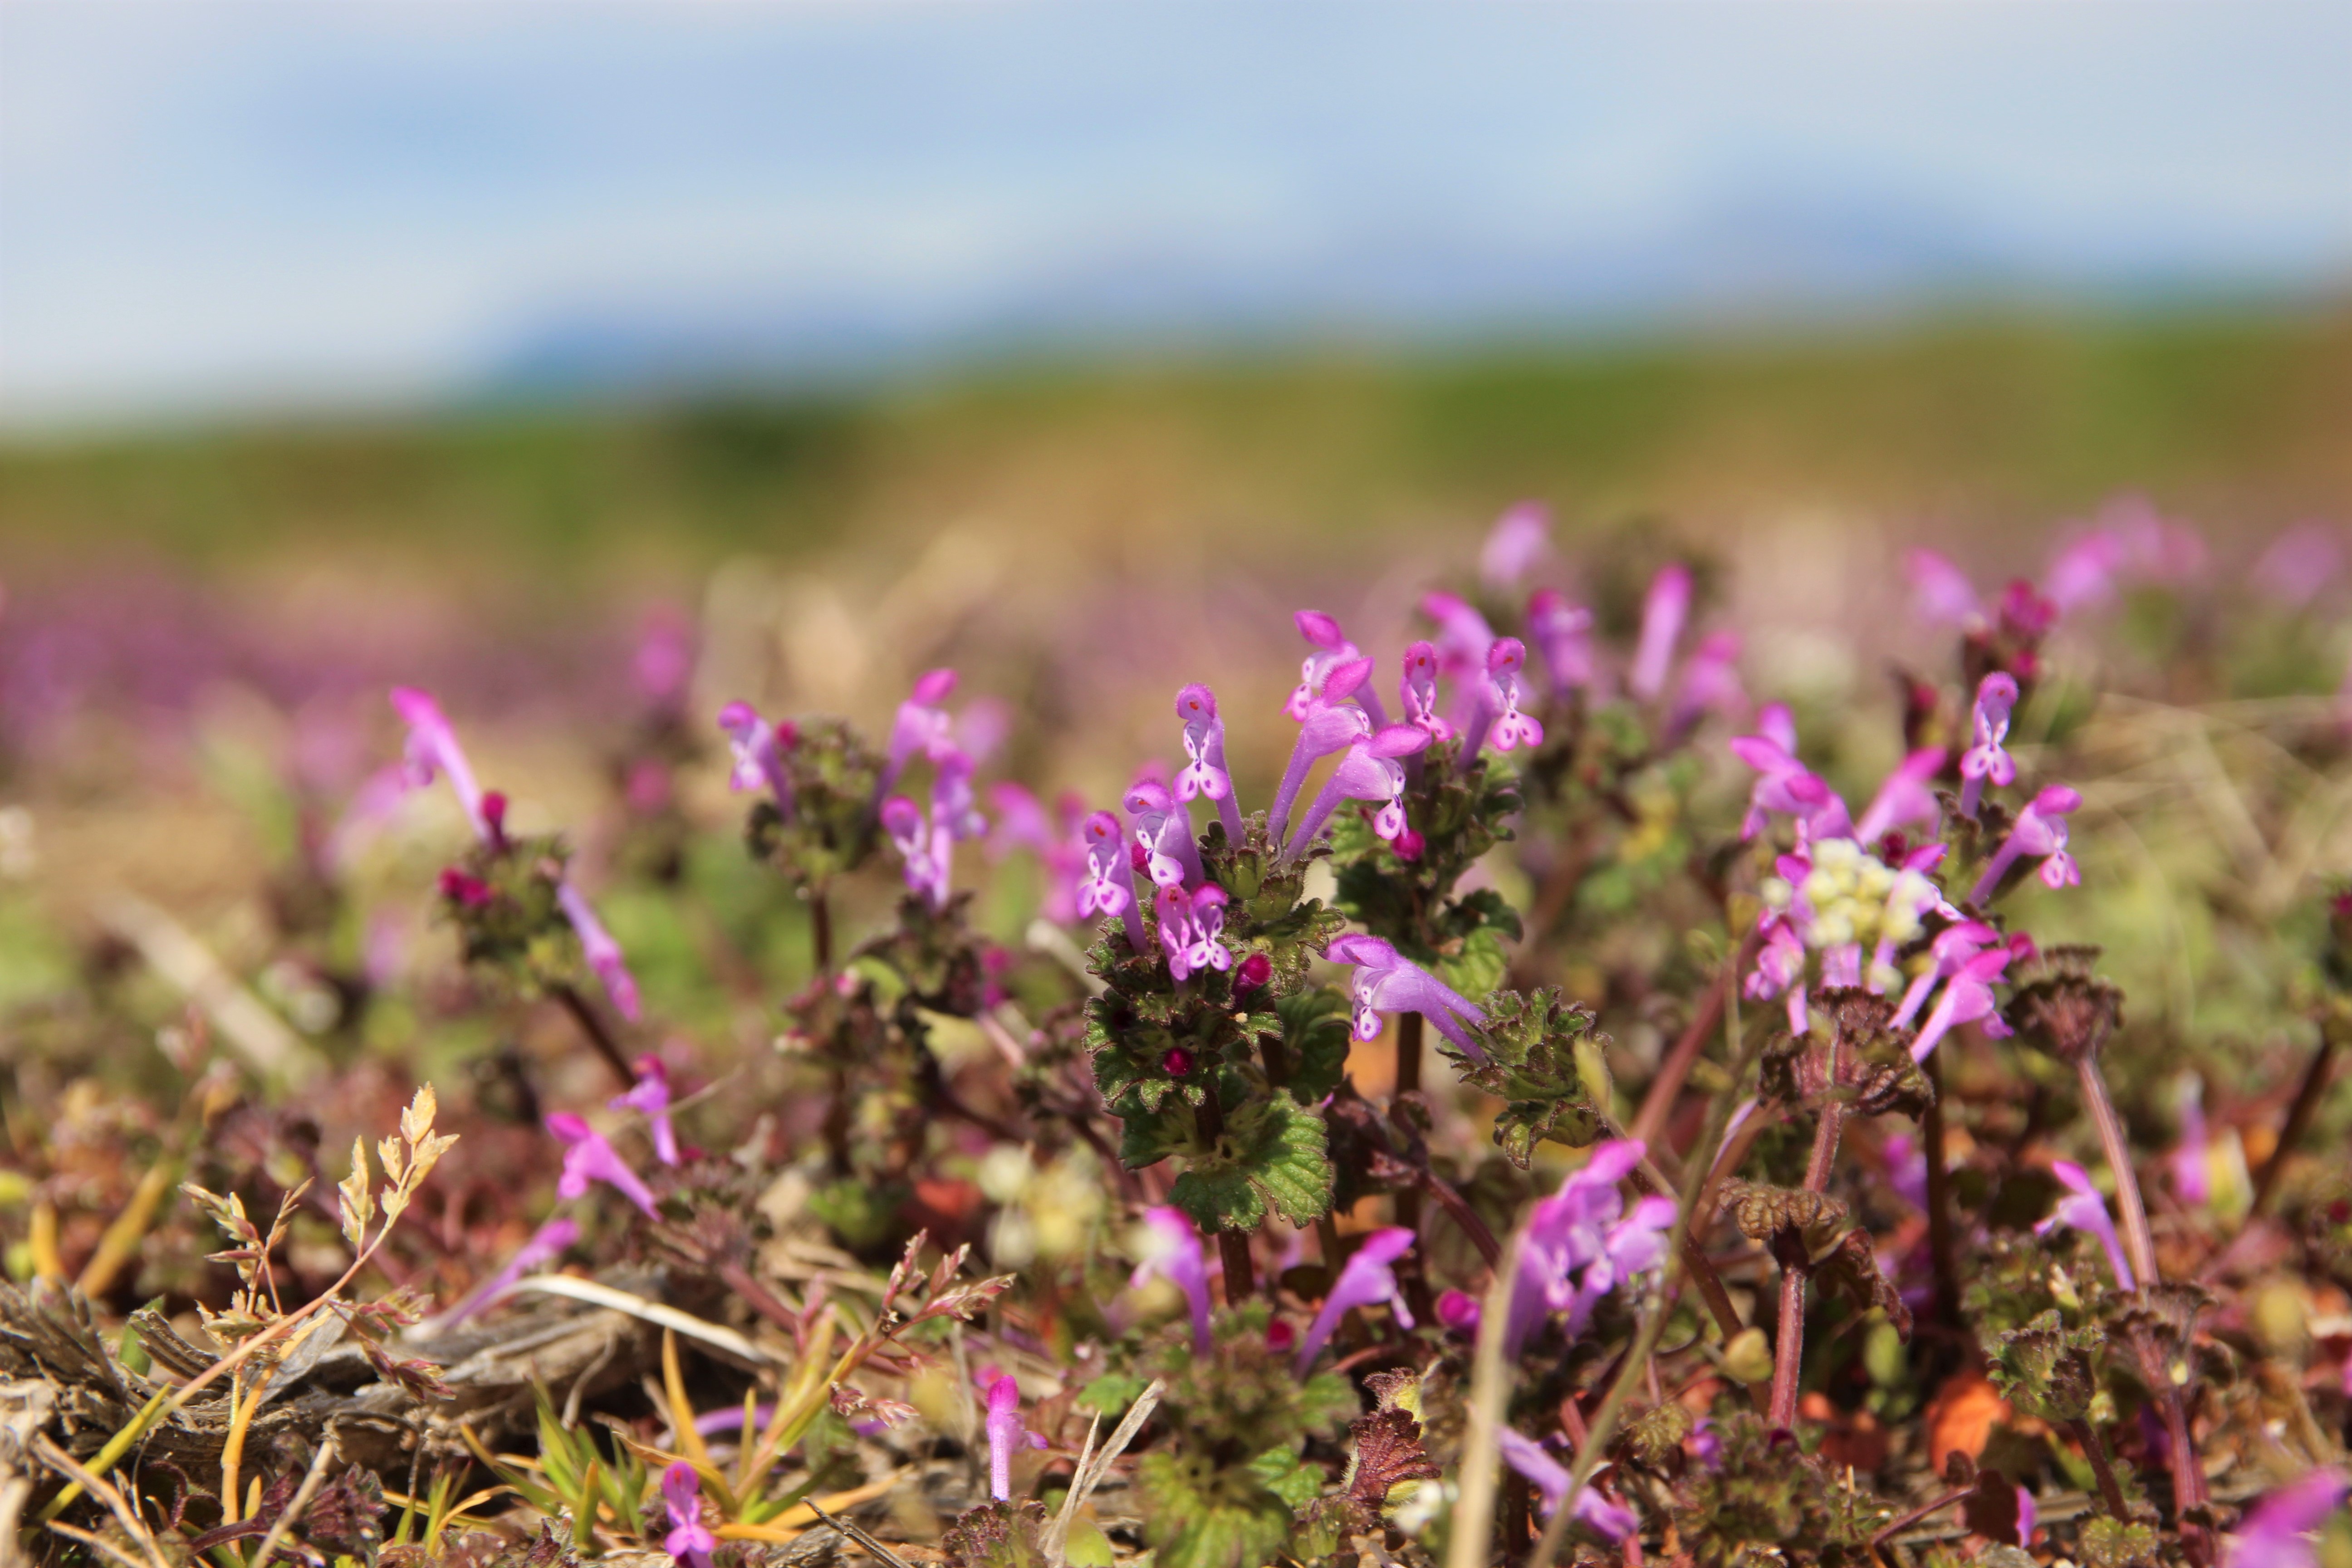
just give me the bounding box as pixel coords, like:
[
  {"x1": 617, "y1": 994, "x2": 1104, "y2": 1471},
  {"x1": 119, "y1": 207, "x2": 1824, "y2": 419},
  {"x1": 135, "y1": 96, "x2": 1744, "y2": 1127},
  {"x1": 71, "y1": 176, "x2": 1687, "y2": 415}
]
[
  {"x1": 438, "y1": 868, "x2": 493, "y2": 908},
  {"x1": 1265, "y1": 1319, "x2": 1297, "y2": 1353},
  {"x1": 480, "y1": 790, "x2": 509, "y2": 843},
  {"x1": 1436, "y1": 1288, "x2": 1482, "y2": 1335},
  {"x1": 1162, "y1": 1046, "x2": 1196, "y2": 1077},
  {"x1": 1233, "y1": 952, "x2": 1272, "y2": 996}
]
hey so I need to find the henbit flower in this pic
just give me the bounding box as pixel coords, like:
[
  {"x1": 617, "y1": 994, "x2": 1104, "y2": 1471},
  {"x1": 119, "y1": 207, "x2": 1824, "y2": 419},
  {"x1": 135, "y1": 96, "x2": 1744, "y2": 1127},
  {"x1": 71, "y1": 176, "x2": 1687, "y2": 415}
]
[
  {"x1": 611, "y1": 1054, "x2": 680, "y2": 1166},
  {"x1": 881, "y1": 794, "x2": 948, "y2": 909},
  {"x1": 2034, "y1": 1160, "x2": 2136, "y2": 1291},
  {"x1": 1269, "y1": 665, "x2": 1375, "y2": 841},
  {"x1": 1398, "y1": 642, "x2": 1454, "y2": 744},
  {"x1": 436, "y1": 1215, "x2": 581, "y2": 1328},
  {"x1": 2226, "y1": 1468, "x2": 2350, "y2": 1568},
  {"x1": 1125, "y1": 778, "x2": 1203, "y2": 890},
  {"x1": 1157, "y1": 884, "x2": 1234, "y2": 982},
  {"x1": 1079, "y1": 809, "x2": 1147, "y2": 949},
  {"x1": 1506, "y1": 1140, "x2": 1676, "y2": 1356},
  {"x1": 1295, "y1": 1226, "x2": 1415, "y2": 1372},
  {"x1": 547, "y1": 1112, "x2": 659, "y2": 1218},
  {"x1": 1526, "y1": 589, "x2": 1596, "y2": 696},
  {"x1": 717, "y1": 701, "x2": 795, "y2": 816},
  {"x1": 1131, "y1": 1205, "x2": 1214, "y2": 1353},
  {"x1": 985, "y1": 1374, "x2": 1050, "y2": 1501},
  {"x1": 956, "y1": 696, "x2": 1013, "y2": 765},
  {"x1": 2043, "y1": 529, "x2": 2130, "y2": 614},
  {"x1": 2016, "y1": 1487, "x2": 2039, "y2": 1546},
  {"x1": 1435, "y1": 1289, "x2": 1482, "y2": 1336},
  {"x1": 879, "y1": 667, "x2": 959, "y2": 794},
  {"x1": 933, "y1": 749, "x2": 989, "y2": 843},
  {"x1": 1288, "y1": 612, "x2": 1390, "y2": 727},
  {"x1": 1907, "y1": 548, "x2": 1987, "y2": 627},
  {"x1": 1629, "y1": 563, "x2": 1692, "y2": 701},
  {"x1": 1480, "y1": 501, "x2": 1551, "y2": 590},
  {"x1": 1890, "y1": 920, "x2": 2001, "y2": 1028},
  {"x1": 1327, "y1": 931, "x2": 1486, "y2": 1059},
  {"x1": 2249, "y1": 522, "x2": 2344, "y2": 610},
  {"x1": 1233, "y1": 951, "x2": 1272, "y2": 997},
  {"x1": 1174, "y1": 684, "x2": 1245, "y2": 841},
  {"x1": 1666, "y1": 631, "x2": 1745, "y2": 738},
  {"x1": 1479, "y1": 638, "x2": 1544, "y2": 753},
  {"x1": 555, "y1": 880, "x2": 643, "y2": 1023},
  {"x1": 390, "y1": 687, "x2": 492, "y2": 843},
  {"x1": 1496, "y1": 1428, "x2": 1639, "y2": 1543},
  {"x1": 1959, "y1": 673, "x2": 2020, "y2": 820},
  {"x1": 1970, "y1": 784, "x2": 2084, "y2": 904},
  {"x1": 2170, "y1": 1078, "x2": 2211, "y2": 1207},
  {"x1": 1744, "y1": 916, "x2": 1811, "y2": 1036},
  {"x1": 1283, "y1": 724, "x2": 1431, "y2": 861},
  {"x1": 1419, "y1": 591, "x2": 1498, "y2": 684},
  {"x1": 1882, "y1": 1135, "x2": 1930, "y2": 1212},
  {"x1": 1729, "y1": 720, "x2": 1835, "y2": 842},
  {"x1": 1854, "y1": 748, "x2": 1947, "y2": 846},
  {"x1": 661, "y1": 1461, "x2": 718, "y2": 1568},
  {"x1": 1907, "y1": 945, "x2": 2018, "y2": 1063}
]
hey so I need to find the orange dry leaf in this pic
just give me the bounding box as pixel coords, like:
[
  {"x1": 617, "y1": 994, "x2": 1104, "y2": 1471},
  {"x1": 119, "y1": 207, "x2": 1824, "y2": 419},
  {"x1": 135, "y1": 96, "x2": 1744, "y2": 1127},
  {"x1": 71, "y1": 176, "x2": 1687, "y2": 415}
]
[{"x1": 1924, "y1": 1367, "x2": 2010, "y2": 1466}]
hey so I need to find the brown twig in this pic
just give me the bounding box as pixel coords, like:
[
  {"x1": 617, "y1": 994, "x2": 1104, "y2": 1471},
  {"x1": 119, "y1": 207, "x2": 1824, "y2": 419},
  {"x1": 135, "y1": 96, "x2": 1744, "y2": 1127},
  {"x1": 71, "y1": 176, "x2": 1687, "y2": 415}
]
[
  {"x1": 2064, "y1": 1417, "x2": 2134, "y2": 1522},
  {"x1": 1768, "y1": 1033, "x2": 1847, "y2": 1431},
  {"x1": 1921, "y1": 1048, "x2": 1965, "y2": 1332},
  {"x1": 552, "y1": 982, "x2": 637, "y2": 1088},
  {"x1": 2251, "y1": 1022, "x2": 2339, "y2": 1216},
  {"x1": 1630, "y1": 952, "x2": 1744, "y2": 1150}
]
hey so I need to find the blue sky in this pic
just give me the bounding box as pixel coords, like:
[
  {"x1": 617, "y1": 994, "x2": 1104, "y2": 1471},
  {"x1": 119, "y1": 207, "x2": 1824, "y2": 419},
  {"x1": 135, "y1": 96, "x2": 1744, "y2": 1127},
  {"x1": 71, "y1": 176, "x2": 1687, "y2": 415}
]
[{"x1": 3, "y1": 1, "x2": 2348, "y2": 428}]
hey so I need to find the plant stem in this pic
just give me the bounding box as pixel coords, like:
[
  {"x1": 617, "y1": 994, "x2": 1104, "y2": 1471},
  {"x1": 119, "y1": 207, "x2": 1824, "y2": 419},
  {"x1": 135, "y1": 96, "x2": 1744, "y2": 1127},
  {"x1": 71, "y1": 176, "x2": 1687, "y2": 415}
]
[
  {"x1": 1921, "y1": 1047, "x2": 1964, "y2": 1331},
  {"x1": 1768, "y1": 1036, "x2": 1847, "y2": 1431},
  {"x1": 2252, "y1": 1022, "x2": 2339, "y2": 1215},
  {"x1": 1192, "y1": 1088, "x2": 1259, "y2": 1303},
  {"x1": 1395, "y1": 1009, "x2": 1423, "y2": 1097},
  {"x1": 2065, "y1": 1417, "x2": 2134, "y2": 1522},
  {"x1": 2074, "y1": 1058, "x2": 2158, "y2": 1293},
  {"x1": 552, "y1": 982, "x2": 636, "y2": 1088},
  {"x1": 809, "y1": 890, "x2": 833, "y2": 976},
  {"x1": 1629, "y1": 956, "x2": 1740, "y2": 1149}
]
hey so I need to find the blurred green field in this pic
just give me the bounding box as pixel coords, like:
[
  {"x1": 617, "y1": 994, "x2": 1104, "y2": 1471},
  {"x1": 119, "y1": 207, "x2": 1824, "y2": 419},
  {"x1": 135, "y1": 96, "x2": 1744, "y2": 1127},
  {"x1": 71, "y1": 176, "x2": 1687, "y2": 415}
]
[{"x1": 5, "y1": 305, "x2": 2347, "y2": 594}]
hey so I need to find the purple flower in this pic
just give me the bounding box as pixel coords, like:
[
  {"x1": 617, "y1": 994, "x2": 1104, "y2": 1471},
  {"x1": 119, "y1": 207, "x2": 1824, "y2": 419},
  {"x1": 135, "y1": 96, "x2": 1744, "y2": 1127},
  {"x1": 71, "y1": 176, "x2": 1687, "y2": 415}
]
[
  {"x1": 1527, "y1": 590, "x2": 1596, "y2": 697},
  {"x1": 661, "y1": 1461, "x2": 717, "y2": 1568},
  {"x1": 1958, "y1": 673, "x2": 2019, "y2": 820},
  {"x1": 2249, "y1": 523, "x2": 2344, "y2": 610},
  {"x1": 611, "y1": 1054, "x2": 680, "y2": 1166},
  {"x1": 632, "y1": 608, "x2": 695, "y2": 706},
  {"x1": 1480, "y1": 638, "x2": 1544, "y2": 753},
  {"x1": 1079, "y1": 809, "x2": 1147, "y2": 950},
  {"x1": 1131, "y1": 1205, "x2": 1213, "y2": 1354},
  {"x1": 1480, "y1": 501, "x2": 1551, "y2": 590},
  {"x1": 1889, "y1": 921, "x2": 2000, "y2": 1029},
  {"x1": 881, "y1": 793, "x2": 944, "y2": 907},
  {"x1": 1854, "y1": 748, "x2": 1946, "y2": 846},
  {"x1": 1125, "y1": 778, "x2": 1203, "y2": 890},
  {"x1": 1970, "y1": 784, "x2": 2083, "y2": 904},
  {"x1": 1881, "y1": 1135, "x2": 1929, "y2": 1212},
  {"x1": 1283, "y1": 724, "x2": 1431, "y2": 862},
  {"x1": 1326, "y1": 932, "x2": 1486, "y2": 1058},
  {"x1": 1174, "y1": 685, "x2": 1245, "y2": 841},
  {"x1": 880, "y1": 667, "x2": 959, "y2": 795},
  {"x1": 1419, "y1": 591, "x2": 1498, "y2": 685},
  {"x1": 2015, "y1": 1486, "x2": 2038, "y2": 1546},
  {"x1": 1435, "y1": 1288, "x2": 1481, "y2": 1336},
  {"x1": 933, "y1": 749, "x2": 989, "y2": 843},
  {"x1": 989, "y1": 784, "x2": 1090, "y2": 926},
  {"x1": 555, "y1": 880, "x2": 643, "y2": 1023},
  {"x1": 1729, "y1": 717, "x2": 1834, "y2": 842},
  {"x1": 2170, "y1": 1078, "x2": 2210, "y2": 1207},
  {"x1": 1157, "y1": 884, "x2": 1234, "y2": 983},
  {"x1": 390, "y1": 686, "x2": 492, "y2": 843},
  {"x1": 1269, "y1": 685, "x2": 1373, "y2": 843},
  {"x1": 1667, "y1": 630, "x2": 1745, "y2": 737},
  {"x1": 1398, "y1": 642, "x2": 1454, "y2": 744},
  {"x1": 1907, "y1": 548, "x2": 1986, "y2": 627},
  {"x1": 2034, "y1": 1159, "x2": 2136, "y2": 1291},
  {"x1": 717, "y1": 700, "x2": 794, "y2": 816},
  {"x1": 437, "y1": 1215, "x2": 581, "y2": 1328},
  {"x1": 1907, "y1": 944, "x2": 2016, "y2": 1063},
  {"x1": 548, "y1": 1112, "x2": 660, "y2": 1218},
  {"x1": 985, "y1": 1374, "x2": 1049, "y2": 1501},
  {"x1": 2227, "y1": 1468, "x2": 2350, "y2": 1568},
  {"x1": 1506, "y1": 1139, "x2": 1675, "y2": 1357},
  {"x1": 2043, "y1": 529, "x2": 2129, "y2": 613},
  {"x1": 1495, "y1": 1428, "x2": 1638, "y2": 1543},
  {"x1": 1629, "y1": 564, "x2": 1691, "y2": 701},
  {"x1": 1287, "y1": 612, "x2": 1388, "y2": 727},
  {"x1": 1295, "y1": 1226, "x2": 1415, "y2": 1372}
]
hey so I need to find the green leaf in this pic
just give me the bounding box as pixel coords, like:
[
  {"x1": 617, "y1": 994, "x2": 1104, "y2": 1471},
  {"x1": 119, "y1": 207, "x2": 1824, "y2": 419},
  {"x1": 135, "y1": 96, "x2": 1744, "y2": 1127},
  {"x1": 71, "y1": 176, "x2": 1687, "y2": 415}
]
[
  {"x1": 1431, "y1": 924, "x2": 1509, "y2": 1001},
  {"x1": 1136, "y1": 1453, "x2": 1295, "y2": 1568},
  {"x1": 1170, "y1": 1097, "x2": 1334, "y2": 1231},
  {"x1": 1077, "y1": 1371, "x2": 1150, "y2": 1416},
  {"x1": 1275, "y1": 987, "x2": 1353, "y2": 1103},
  {"x1": 1450, "y1": 987, "x2": 1608, "y2": 1166},
  {"x1": 1247, "y1": 1446, "x2": 1322, "y2": 1510}
]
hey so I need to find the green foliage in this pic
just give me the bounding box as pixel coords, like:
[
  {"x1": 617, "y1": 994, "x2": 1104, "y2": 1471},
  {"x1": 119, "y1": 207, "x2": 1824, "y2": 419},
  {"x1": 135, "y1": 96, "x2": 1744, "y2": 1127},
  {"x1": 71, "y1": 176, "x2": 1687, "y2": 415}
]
[
  {"x1": 1135, "y1": 1452, "x2": 1296, "y2": 1568},
  {"x1": 1447, "y1": 987, "x2": 1608, "y2": 1166},
  {"x1": 1169, "y1": 1093, "x2": 1334, "y2": 1232},
  {"x1": 743, "y1": 718, "x2": 882, "y2": 893},
  {"x1": 941, "y1": 1500, "x2": 1050, "y2": 1568},
  {"x1": 1673, "y1": 1412, "x2": 1886, "y2": 1568},
  {"x1": 1988, "y1": 1309, "x2": 2105, "y2": 1422}
]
